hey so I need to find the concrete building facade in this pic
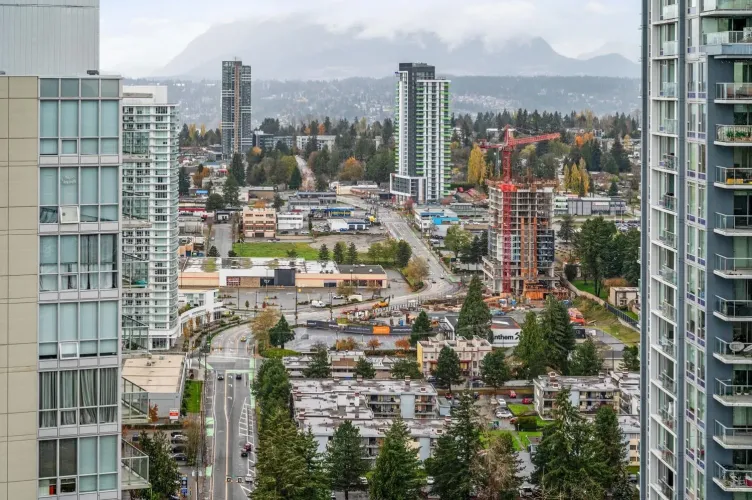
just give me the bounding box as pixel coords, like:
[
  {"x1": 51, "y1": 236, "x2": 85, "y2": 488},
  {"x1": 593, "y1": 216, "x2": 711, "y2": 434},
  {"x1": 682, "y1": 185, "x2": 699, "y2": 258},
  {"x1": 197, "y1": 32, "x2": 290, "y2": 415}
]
[
  {"x1": 121, "y1": 86, "x2": 180, "y2": 351},
  {"x1": 221, "y1": 60, "x2": 252, "y2": 158},
  {"x1": 242, "y1": 206, "x2": 276, "y2": 238},
  {"x1": 416, "y1": 336, "x2": 492, "y2": 379}
]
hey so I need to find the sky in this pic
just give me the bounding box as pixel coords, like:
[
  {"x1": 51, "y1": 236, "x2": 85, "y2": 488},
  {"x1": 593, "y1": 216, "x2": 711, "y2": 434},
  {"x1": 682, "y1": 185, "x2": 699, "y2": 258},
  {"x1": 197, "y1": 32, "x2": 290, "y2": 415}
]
[{"x1": 101, "y1": 0, "x2": 641, "y2": 77}]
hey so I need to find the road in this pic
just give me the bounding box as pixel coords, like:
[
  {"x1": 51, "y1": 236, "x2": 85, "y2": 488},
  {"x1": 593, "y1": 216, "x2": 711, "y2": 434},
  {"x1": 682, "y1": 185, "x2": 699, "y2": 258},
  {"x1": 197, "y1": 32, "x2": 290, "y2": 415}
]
[
  {"x1": 213, "y1": 222, "x2": 233, "y2": 259},
  {"x1": 206, "y1": 324, "x2": 257, "y2": 500}
]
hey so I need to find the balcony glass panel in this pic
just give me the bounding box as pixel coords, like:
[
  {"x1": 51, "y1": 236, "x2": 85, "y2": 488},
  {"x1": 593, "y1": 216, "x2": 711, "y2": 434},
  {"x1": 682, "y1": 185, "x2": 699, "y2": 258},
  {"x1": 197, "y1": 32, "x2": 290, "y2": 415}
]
[
  {"x1": 661, "y1": 81, "x2": 678, "y2": 97},
  {"x1": 716, "y1": 214, "x2": 752, "y2": 231},
  {"x1": 717, "y1": 297, "x2": 752, "y2": 318},
  {"x1": 717, "y1": 338, "x2": 752, "y2": 361},
  {"x1": 659, "y1": 230, "x2": 677, "y2": 249},
  {"x1": 717, "y1": 166, "x2": 752, "y2": 186},
  {"x1": 704, "y1": 30, "x2": 752, "y2": 45},
  {"x1": 715, "y1": 421, "x2": 752, "y2": 447},
  {"x1": 660, "y1": 194, "x2": 678, "y2": 212},
  {"x1": 661, "y1": 153, "x2": 677, "y2": 170},
  {"x1": 660, "y1": 118, "x2": 678, "y2": 134},
  {"x1": 714, "y1": 462, "x2": 752, "y2": 491},
  {"x1": 662, "y1": 41, "x2": 679, "y2": 56},
  {"x1": 703, "y1": 0, "x2": 752, "y2": 11},
  {"x1": 660, "y1": 301, "x2": 677, "y2": 322},
  {"x1": 718, "y1": 83, "x2": 752, "y2": 101},
  {"x1": 718, "y1": 125, "x2": 752, "y2": 144}
]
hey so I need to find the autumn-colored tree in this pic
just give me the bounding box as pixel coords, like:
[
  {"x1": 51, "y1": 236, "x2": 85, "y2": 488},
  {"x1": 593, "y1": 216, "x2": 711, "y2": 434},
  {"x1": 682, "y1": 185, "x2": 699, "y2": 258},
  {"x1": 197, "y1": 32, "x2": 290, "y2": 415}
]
[
  {"x1": 251, "y1": 146, "x2": 262, "y2": 157},
  {"x1": 336, "y1": 337, "x2": 359, "y2": 351},
  {"x1": 579, "y1": 159, "x2": 590, "y2": 196},
  {"x1": 563, "y1": 164, "x2": 571, "y2": 192},
  {"x1": 568, "y1": 163, "x2": 581, "y2": 193},
  {"x1": 317, "y1": 123, "x2": 326, "y2": 135},
  {"x1": 254, "y1": 200, "x2": 267, "y2": 209},
  {"x1": 367, "y1": 338, "x2": 382, "y2": 351},
  {"x1": 340, "y1": 157, "x2": 364, "y2": 181},
  {"x1": 395, "y1": 338, "x2": 411, "y2": 353},
  {"x1": 192, "y1": 169, "x2": 208, "y2": 188},
  {"x1": 467, "y1": 144, "x2": 487, "y2": 185},
  {"x1": 623, "y1": 134, "x2": 632, "y2": 151},
  {"x1": 148, "y1": 404, "x2": 159, "y2": 423},
  {"x1": 182, "y1": 325, "x2": 190, "y2": 339}
]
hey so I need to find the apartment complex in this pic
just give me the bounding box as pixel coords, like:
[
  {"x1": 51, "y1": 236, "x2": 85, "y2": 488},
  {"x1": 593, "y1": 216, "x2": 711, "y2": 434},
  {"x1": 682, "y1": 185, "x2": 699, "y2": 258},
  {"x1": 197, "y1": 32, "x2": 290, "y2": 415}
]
[
  {"x1": 220, "y1": 59, "x2": 252, "y2": 158},
  {"x1": 121, "y1": 86, "x2": 180, "y2": 350},
  {"x1": 416, "y1": 336, "x2": 492, "y2": 379},
  {"x1": 533, "y1": 373, "x2": 620, "y2": 420},
  {"x1": 482, "y1": 185, "x2": 556, "y2": 295},
  {"x1": 390, "y1": 63, "x2": 451, "y2": 204},
  {"x1": 639, "y1": 1, "x2": 752, "y2": 498},
  {"x1": 242, "y1": 206, "x2": 276, "y2": 238}
]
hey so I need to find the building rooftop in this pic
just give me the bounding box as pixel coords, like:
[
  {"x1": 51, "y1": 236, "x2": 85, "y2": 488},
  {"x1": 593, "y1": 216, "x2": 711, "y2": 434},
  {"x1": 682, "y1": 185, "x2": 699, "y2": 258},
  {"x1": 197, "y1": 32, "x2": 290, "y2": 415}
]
[
  {"x1": 534, "y1": 373, "x2": 619, "y2": 392},
  {"x1": 122, "y1": 355, "x2": 186, "y2": 394},
  {"x1": 337, "y1": 264, "x2": 387, "y2": 275},
  {"x1": 618, "y1": 415, "x2": 640, "y2": 434},
  {"x1": 418, "y1": 336, "x2": 491, "y2": 349},
  {"x1": 491, "y1": 316, "x2": 521, "y2": 329}
]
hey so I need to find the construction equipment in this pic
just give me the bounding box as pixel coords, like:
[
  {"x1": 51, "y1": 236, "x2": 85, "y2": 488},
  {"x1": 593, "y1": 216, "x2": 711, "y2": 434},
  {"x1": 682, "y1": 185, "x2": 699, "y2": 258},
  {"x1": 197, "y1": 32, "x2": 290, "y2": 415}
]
[
  {"x1": 372, "y1": 297, "x2": 390, "y2": 309},
  {"x1": 479, "y1": 126, "x2": 561, "y2": 295}
]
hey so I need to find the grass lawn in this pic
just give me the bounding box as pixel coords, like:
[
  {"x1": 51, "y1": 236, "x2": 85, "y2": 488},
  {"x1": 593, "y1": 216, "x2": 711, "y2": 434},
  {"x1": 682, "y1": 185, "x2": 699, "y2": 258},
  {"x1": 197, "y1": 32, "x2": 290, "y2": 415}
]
[
  {"x1": 574, "y1": 297, "x2": 640, "y2": 346},
  {"x1": 183, "y1": 380, "x2": 203, "y2": 414},
  {"x1": 625, "y1": 310, "x2": 639, "y2": 321},
  {"x1": 627, "y1": 465, "x2": 640, "y2": 474},
  {"x1": 233, "y1": 242, "x2": 319, "y2": 260},
  {"x1": 571, "y1": 279, "x2": 605, "y2": 299},
  {"x1": 508, "y1": 403, "x2": 534, "y2": 416},
  {"x1": 518, "y1": 431, "x2": 543, "y2": 449},
  {"x1": 261, "y1": 347, "x2": 300, "y2": 359},
  {"x1": 484, "y1": 430, "x2": 523, "y2": 451},
  {"x1": 535, "y1": 416, "x2": 554, "y2": 428}
]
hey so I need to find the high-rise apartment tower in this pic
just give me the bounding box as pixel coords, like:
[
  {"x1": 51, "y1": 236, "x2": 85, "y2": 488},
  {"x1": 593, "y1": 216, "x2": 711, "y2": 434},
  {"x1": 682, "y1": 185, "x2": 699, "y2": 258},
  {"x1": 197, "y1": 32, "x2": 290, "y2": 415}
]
[
  {"x1": 641, "y1": 1, "x2": 752, "y2": 499},
  {"x1": 221, "y1": 59, "x2": 252, "y2": 159},
  {"x1": 121, "y1": 86, "x2": 180, "y2": 351},
  {"x1": 390, "y1": 63, "x2": 451, "y2": 204}
]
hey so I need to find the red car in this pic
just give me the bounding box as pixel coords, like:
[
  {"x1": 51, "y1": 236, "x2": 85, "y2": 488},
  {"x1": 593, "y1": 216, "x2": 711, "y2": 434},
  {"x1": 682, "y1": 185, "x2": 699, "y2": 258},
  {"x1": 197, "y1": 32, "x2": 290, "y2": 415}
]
[
  {"x1": 521, "y1": 397, "x2": 533, "y2": 404},
  {"x1": 509, "y1": 390, "x2": 517, "y2": 399}
]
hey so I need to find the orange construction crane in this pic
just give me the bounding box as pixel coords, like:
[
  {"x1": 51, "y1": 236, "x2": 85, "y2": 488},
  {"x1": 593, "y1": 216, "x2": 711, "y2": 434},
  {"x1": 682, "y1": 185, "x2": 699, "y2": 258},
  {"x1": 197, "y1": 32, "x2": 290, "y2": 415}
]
[{"x1": 479, "y1": 126, "x2": 560, "y2": 294}]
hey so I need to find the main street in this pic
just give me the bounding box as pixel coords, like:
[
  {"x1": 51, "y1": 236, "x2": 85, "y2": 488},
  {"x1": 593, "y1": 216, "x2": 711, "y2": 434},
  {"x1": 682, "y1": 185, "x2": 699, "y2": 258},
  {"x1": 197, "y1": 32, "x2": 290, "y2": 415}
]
[{"x1": 206, "y1": 324, "x2": 258, "y2": 500}]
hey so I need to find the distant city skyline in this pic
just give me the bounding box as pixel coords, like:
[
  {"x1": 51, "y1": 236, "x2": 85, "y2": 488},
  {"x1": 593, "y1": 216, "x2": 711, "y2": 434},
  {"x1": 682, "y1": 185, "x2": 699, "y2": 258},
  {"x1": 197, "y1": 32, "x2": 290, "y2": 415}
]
[{"x1": 101, "y1": 0, "x2": 640, "y2": 77}]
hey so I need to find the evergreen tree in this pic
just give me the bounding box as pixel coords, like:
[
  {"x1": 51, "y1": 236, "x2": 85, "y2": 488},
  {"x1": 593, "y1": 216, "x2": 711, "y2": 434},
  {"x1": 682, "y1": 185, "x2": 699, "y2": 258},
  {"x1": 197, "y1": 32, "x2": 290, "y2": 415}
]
[
  {"x1": 434, "y1": 346, "x2": 463, "y2": 389},
  {"x1": 254, "y1": 407, "x2": 308, "y2": 498},
  {"x1": 426, "y1": 394, "x2": 480, "y2": 500},
  {"x1": 610, "y1": 136, "x2": 631, "y2": 172},
  {"x1": 620, "y1": 345, "x2": 640, "y2": 372},
  {"x1": 205, "y1": 193, "x2": 225, "y2": 212},
  {"x1": 410, "y1": 310, "x2": 433, "y2": 346},
  {"x1": 593, "y1": 406, "x2": 627, "y2": 491},
  {"x1": 223, "y1": 174, "x2": 240, "y2": 206},
  {"x1": 390, "y1": 359, "x2": 423, "y2": 380},
  {"x1": 569, "y1": 337, "x2": 603, "y2": 376},
  {"x1": 178, "y1": 166, "x2": 190, "y2": 196},
  {"x1": 347, "y1": 243, "x2": 358, "y2": 265},
  {"x1": 574, "y1": 216, "x2": 617, "y2": 297},
  {"x1": 289, "y1": 166, "x2": 303, "y2": 189},
  {"x1": 369, "y1": 419, "x2": 426, "y2": 500},
  {"x1": 541, "y1": 296, "x2": 576, "y2": 374},
  {"x1": 251, "y1": 358, "x2": 291, "y2": 429},
  {"x1": 333, "y1": 242, "x2": 346, "y2": 264},
  {"x1": 296, "y1": 427, "x2": 331, "y2": 500},
  {"x1": 136, "y1": 431, "x2": 180, "y2": 498},
  {"x1": 326, "y1": 421, "x2": 370, "y2": 500},
  {"x1": 396, "y1": 240, "x2": 412, "y2": 268},
  {"x1": 353, "y1": 357, "x2": 376, "y2": 379},
  {"x1": 608, "y1": 180, "x2": 619, "y2": 197},
  {"x1": 272, "y1": 193, "x2": 284, "y2": 211},
  {"x1": 480, "y1": 349, "x2": 511, "y2": 389},
  {"x1": 207, "y1": 246, "x2": 219, "y2": 257},
  {"x1": 303, "y1": 348, "x2": 331, "y2": 378},
  {"x1": 513, "y1": 312, "x2": 548, "y2": 379},
  {"x1": 456, "y1": 276, "x2": 492, "y2": 340},
  {"x1": 319, "y1": 244, "x2": 330, "y2": 261},
  {"x1": 557, "y1": 214, "x2": 575, "y2": 246},
  {"x1": 229, "y1": 152, "x2": 245, "y2": 185},
  {"x1": 269, "y1": 316, "x2": 295, "y2": 349}
]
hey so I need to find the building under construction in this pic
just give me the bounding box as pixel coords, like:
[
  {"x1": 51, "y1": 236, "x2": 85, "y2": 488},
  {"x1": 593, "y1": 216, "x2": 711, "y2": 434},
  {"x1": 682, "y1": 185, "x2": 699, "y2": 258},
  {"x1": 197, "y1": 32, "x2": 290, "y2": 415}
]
[{"x1": 482, "y1": 184, "x2": 557, "y2": 297}]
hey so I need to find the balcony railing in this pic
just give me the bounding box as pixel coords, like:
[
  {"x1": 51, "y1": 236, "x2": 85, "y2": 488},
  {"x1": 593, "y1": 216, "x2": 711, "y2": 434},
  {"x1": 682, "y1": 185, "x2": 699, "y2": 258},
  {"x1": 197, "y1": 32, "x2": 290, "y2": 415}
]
[
  {"x1": 121, "y1": 440, "x2": 150, "y2": 490},
  {"x1": 659, "y1": 372, "x2": 677, "y2": 393},
  {"x1": 659, "y1": 230, "x2": 677, "y2": 249},
  {"x1": 661, "y1": 81, "x2": 678, "y2": 97},
  {"x1": 718, "y1": 124, "x2": 752, "y2": 143},
  {"x1": 661, "y1": 41, "x2": 679, "y2": 56},
  {"x1": 716, "y1": 338, "x2": 752, "y2": 362},
  {"x1": 703, "y1": 0, "x2": 752, "y2": 11},
  {"x1": 714, "y1": 462, "x2": 752, "y2": 491},
  {"x1": 715, "y1": 379, "x2": 752, "y2": 405},
  {"x1": 662, "y1": 3, "x2": 678, "y2": 19},
  {"x1": 715, "y1": 421, "x2": 752, "y2": 448},
  {"x1": 716, "y1": 255, "x2": 752, "y2": 276},
  {"x1": 717, "y1": 83, "x2": 752, "y2": 101},
  {"x1": 659, "y1": 265, "x2": 677, "y2": 284},
  {"x1": 657, "y1": 478, "x2": 676, "y2": 500},
  {"x1": 716, "y1": 213, "x2": 752, "y2": 232},
  {"x1": 660, "y1": 118, "x2": 678, "y2": 134},
  {"x1": 660, "y1": 336, "x2": 676, "y2": 357},
  {"x1": 660, "y1": 301, "x2": 677, "y2": 322},
  {"x1": 659, "y1": 407, "x2": 676, "y2": 430},
  {"x1": 660, "y1": 194, "x2": 677, "y2": 212},
  {"x1": 660, "y1": 153, "x2": 677, "y2": 170},
  {"x1": 657, "y1": 443, "x2": 676, "y2": 468},
  {"x1": 704, "y1": 30, "x2": 752, "y2": 45},
  {"x1": 717, "y1": 166, "x2": 752, "y2": 186},
  {"x1": 716, "y1": 297, "x2": 752, "y2": 319}
]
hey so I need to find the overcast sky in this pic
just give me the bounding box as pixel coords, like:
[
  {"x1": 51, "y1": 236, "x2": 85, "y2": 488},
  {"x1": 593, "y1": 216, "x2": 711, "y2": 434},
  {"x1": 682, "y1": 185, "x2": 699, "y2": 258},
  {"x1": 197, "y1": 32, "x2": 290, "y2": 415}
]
[{"x1": 101, "y1": 0, "x2": 640, "y2": 77}]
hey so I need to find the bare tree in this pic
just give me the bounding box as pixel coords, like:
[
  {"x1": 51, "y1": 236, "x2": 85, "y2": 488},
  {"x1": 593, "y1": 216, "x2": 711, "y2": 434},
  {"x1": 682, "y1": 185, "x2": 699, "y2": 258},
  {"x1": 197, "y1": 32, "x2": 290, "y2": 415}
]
[{"x1": 184, "y1": 417, "x2": 202, "y2": 466}]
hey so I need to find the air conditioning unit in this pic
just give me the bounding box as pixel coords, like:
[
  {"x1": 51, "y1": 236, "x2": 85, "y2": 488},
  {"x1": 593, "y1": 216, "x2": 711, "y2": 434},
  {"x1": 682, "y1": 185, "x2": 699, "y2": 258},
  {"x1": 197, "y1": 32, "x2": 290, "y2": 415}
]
[{"x1": 59, "y1": 206, "x2": 80, "y2": 224}]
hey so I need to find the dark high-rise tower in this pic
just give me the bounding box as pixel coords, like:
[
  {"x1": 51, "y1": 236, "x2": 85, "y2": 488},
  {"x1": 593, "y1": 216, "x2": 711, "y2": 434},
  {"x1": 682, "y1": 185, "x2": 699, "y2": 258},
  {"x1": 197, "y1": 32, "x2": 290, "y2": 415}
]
[{"x1": 221, "y1": 59, "x2": 252, "y2": 158}]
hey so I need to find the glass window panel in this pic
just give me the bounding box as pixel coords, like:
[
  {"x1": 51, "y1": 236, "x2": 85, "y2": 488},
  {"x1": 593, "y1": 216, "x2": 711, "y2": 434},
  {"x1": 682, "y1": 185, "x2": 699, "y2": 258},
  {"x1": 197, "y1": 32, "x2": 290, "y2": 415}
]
[
  {"x1": 100, "y1": 302, "x2": 117, "y2": 339},
  {"x1": 79, "y1": 437, "x2": 97, "y2": 474},
  {"x1": 60, "y1": 167, "x2": 78, "y2": 205},
  {"x1": 38, "y1": 441, "x2": 57, "y2": 478},
  {"x1": 81, "y1": 101, "x2": 98, "y2": 137},
  {"x1": 60, "y1": 101, "x2": 78, "y2": 138},
  {"x1": 79, "y1": 369, "x2": 97, "y2": 424},
  {"x1": 99, "y1": 368, "x2": 117, "y2": 422},
  {"x1": 40, "y1": 139, "x2": 58, "y2": 155},
  {"x1": 100, "y1": 138, "x2": 118, "y2": 154},
  {"x1": 40, "y1": 79, "x2": 59, "y2": 98},
  {"x1": 40, "y1": 169, "x2": 58, "y2": 205},
  {"x1": 100, "y1": 236, "x2": 117, "y2": 289},
  {"x1": 60, "y1": 370, "x2": 77, "y2": 425},
  {"x1": 40, "y1": 102, "x2": 58, "y2": 137},
  {"x1": 99, "y1": 206, "x2": 117, "y2": 222},
  {"x1": 80, "y1": 235, "x2": 99, "y2": 290},
  {"x1": 99, "y1": 474, "x2": 116, "y2": 491},
  {"x1": 80, "y1": 168, "x2": 98, "y2": 204},
  {"x1": 40, "y1": 236, "x2": 58, "y2": 272},
  {"x1": 60, "y1": 236, "x2": 78, "y2": 273},
  {"x1": 39, "y1": 372, "x2": 57, "y2": 428},
  {"x1": 60, "y1": 79, "x2": 79, "y2": 97},
  {"x1": 100, "y1": 80, "x2": 119, "y2": 98},
  {"x1": 61, "y1": 140, "x2": 77, "y2": 154},
  {"x1": 59, "y1": 303, "x2": 77, "y2": 341},
  {"x1": 80, "y1": 138, "x2": 98, "y2": 155},
  {"x1": 100, "y1": 167, "x2": 118, "y2": 203},
  {"x1": 39, "y1": 304, "x2": 57, "y2": 343},
  {"x1": 81, "y1": 206, "x2": 98, "y2": 222},
  {"x1": 100, "y1": 101, "x2": 118, "y2": 137},
  {"x1": 80, "y1": 303, "x2": 97, "y2": 340},
  {"x1": 81, "y1": 79, "x2": 98, "y2": 98},
  {"x1": 98, "y1": 436, "x2": 117, "y2": 473},
  {"x1": 59, "y1": 439, "x2": 77, "y2": 476}
]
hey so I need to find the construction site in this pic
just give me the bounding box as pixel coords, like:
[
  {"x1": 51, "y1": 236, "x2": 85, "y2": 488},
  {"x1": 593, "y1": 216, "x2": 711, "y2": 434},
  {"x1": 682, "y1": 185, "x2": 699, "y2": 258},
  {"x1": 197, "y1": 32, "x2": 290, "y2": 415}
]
[{"x1": 480, "y1": 126, "x2": 568, "y2": 302}]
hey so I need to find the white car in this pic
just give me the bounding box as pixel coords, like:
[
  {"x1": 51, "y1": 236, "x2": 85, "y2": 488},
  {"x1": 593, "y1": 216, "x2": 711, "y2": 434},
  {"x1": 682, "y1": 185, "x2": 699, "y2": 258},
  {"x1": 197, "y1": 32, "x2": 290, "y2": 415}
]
[{"x1": 496, "y1": 410, "x2": 512, "y2": 419}]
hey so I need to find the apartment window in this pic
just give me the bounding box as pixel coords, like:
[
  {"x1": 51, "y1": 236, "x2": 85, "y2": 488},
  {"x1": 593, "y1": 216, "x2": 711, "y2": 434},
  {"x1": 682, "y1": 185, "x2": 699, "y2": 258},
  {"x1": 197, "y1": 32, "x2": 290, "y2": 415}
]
[
  {"x1": 38, "y1": 435, "x2": 117, "y2": 495},
  {"x1": 39, "y1": 235, "x2": 118, "y2": 291},
  {"x1": 39, "y1": 166, "x2": 119, "y2": 223},
  {"x1": 38, "y1": 368, "x2": 117, "y2": 428},
  {"x1": 38, "y1": 302, "x2": 119, "y2": 359}
]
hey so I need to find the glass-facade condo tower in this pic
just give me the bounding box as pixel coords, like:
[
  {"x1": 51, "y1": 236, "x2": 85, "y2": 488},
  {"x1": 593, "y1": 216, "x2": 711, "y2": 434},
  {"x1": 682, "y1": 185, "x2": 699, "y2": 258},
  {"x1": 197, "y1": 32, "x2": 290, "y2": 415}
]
[
  {"x1": 389, "y1": 62, "x2": 451, "y2": 204},
  {"x1": 121, "y1": 86, "x2": 180, "y2": 351},
  {"x1": 221, "y1": 59, "x2": 252, "y2": 159},
  {"x1": 641, "y1": 1, "x2": 752, "y2": 498}
]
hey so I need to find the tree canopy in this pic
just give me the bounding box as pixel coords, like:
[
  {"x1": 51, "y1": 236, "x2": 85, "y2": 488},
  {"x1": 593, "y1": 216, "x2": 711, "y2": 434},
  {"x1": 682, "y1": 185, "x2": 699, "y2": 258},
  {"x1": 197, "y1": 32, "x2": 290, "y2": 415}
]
[
  {"x1": 368, "y1": 419, "x2": 426, "y2": 500},
  {"x1": 456, "y1": 276, "x2": 491, "y2": 340}
]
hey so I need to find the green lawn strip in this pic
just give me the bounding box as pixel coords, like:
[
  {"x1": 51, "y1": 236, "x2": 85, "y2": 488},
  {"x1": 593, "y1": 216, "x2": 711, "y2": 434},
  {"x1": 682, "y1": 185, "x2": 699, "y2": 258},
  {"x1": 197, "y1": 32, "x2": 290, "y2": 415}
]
[
  {"x1": 261, "y1": 348, "x2": 300, "y2": 359},
  {"x1": 232, "y1": 242, "x2": 319, "y2": 260},
  {"x1": 508, "y1": 403, "x2": 534, "y2": 416},
  {"x1": 518, "y1": 431, "x2": 543, "y2": 449},
  {"x1": 183, "y1": 380, "x2": 203, "y2": 413},
  {"x1": 624, "y1": 310, "x2": 639, "y2": 321},
  {"x1": 627, "y1": 465, "x2": 639, "y2": 474},
  {"x1": 483, "y1": 430, "x2": 523, "y2": 451},
  {"x1": 571, "y1": 279, "x2": 604, "y2": 298},
  {"x1": 573, "y1": 297, "x2": 640, "y2": 346}
]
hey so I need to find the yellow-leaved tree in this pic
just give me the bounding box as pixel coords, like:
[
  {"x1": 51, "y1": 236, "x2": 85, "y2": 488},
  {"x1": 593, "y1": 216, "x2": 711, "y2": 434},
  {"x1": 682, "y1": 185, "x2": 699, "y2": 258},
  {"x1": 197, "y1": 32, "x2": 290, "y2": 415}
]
[
  {"x1": 563, "y1": 164, "x2": 571, "y2": 192},
  {"x1": 467, "y1": 145, "x2": 487, "y2": 185},
  {"x1": 578, "y1": 159, "x2": 590, "y2": 196},
  {"x1": 569, "y1": 163, "x2": 581, "y2": 194}
]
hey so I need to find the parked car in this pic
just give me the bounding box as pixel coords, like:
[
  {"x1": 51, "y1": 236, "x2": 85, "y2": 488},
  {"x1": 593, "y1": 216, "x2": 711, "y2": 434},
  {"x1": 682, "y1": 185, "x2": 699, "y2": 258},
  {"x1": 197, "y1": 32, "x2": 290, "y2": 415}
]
[
  {"x1": 172, "y1": 436, "x2": 188, "y2": 444},
  {"x1": 172, "y1": 453, "x2": 187, "y2": 462},
  {"x1": 236, "y1": 373, "x2": 242, "y2": 380},
  {"x1": 509, "y1": 390, "x2": 517, "y2": 399},
  {"x1": 332, "y1": 294, "x2": 344, "y2": 300},
  {"x1": 241, "y1": 450, "x2": 248, "y2": 458},
  {"x1": 170, "y1": 431, "x2": 183, "y2": 438},
  {"x1": 217, "y1": 373, "x2": 224, "y2": 381},
  {"x1": 240, "y1": 336, "x2": 247, "y2": 342},
  {"x1": 172, "y1": 446, "x2": 186, "y2": 454},
  {"x1": 521, "y1": 397, "x2": 533, "y2": 404}
]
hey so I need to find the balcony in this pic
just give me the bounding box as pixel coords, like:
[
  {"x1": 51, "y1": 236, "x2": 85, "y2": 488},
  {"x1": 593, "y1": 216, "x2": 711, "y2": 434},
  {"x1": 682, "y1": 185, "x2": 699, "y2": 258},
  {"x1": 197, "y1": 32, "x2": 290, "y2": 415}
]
[
  {"x1": 717, "y1": 125, "x2": 752, "y2": 145},
  {"x1": 717, "y1": 83, "x2": 752, "y2": 103},
  {"x1": 122, "y1": 378, "x2": 149, "y2": 423},
  {"x1": 715, "y1": 421, "x2": 752, "y2": 449},
  {"x1": 715, "y1": 379, "x2": 752, "y2": 406},
  {"x1": 716, "y1": 166, "x2": 752, "y2": 189},
  {"x1": 715, "y1": 338, "x2": 752, "y2": 364},
  {"x1": 659, "y1": 153, "x2": 677, "y2": 170},
  {"x1": 715, "y1": 255, "x2": 752, "y2": 278},
  {"x1": 661, "y1": 41, "x2": 679, "y2": 56},
  {"x1": 704, "y1": 30, "x2": 752, "y2": 45},
  {"x1": 715, "y1": 214, "x2": 752, "y2": 236},
  {"x1": 658, "y1": 229, "x2": 677, "y2": 249},
  {"x1": 660, "y1": 81, "x2": 678, "y2": 97},
  {"x1": 121, "y1": 440, "x2": 150, "y2": 490},
  {"x1": 659, "y1": 372, "x2": 677, "y2": 393},
  {"x1": 659, "y1": 407, "x2": 676, "y2": 431},
  {"x1": 659, "y1": 265, "x2": 677, "y2": 284},
  {"x1": 659, "y1": 194, "x2": 677, "y2": 212},
  {"x1": 659, "y1": 336, "x2": 676, "y2": 358},
  {"x1": 656, "y1": 443, "x2": 677, "y2": 469},
  {"x1": 659, "y1": 301, "x2": 677, "y2": 322},
  {"x1": 715, "y1": 297, "x2": 752, "y2": 321},
  {"x1": 659, "y1": 118, "x2": 678, "y2": 134},
  {"x1": 714, "y1": 462, "x2": 752, "y2": 491},
  {"x1": 703, "y1": 0, "x2": 752, "y2": 13},
  {"x1": 653, "y1": 479, "x2": 676, "y2": 500},
  {"x1": 662, "y1": 3, "x2": 679, "y2": 19}
]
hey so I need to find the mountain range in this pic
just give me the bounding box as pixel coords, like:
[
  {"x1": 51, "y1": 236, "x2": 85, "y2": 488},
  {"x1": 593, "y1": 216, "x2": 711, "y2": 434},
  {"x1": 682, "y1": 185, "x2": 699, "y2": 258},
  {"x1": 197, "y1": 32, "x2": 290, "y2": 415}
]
[{"x1": 156, "y1": 18, "x2": 639, "y2": 80}]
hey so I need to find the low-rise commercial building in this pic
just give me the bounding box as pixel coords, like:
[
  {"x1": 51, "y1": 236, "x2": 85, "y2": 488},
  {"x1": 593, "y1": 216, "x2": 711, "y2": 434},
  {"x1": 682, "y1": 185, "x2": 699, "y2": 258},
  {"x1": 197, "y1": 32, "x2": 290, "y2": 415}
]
[
  {"x1": 429, "y1": 216, "x2": 461, "y2": 238},
  {"x1": 533, "y1": 372, "x2": 620, "y2": 419},
  {"x1": 277, "y1": 212, "x2": 306, "y2": 233},
  {"x1": 246, "y1": 186, "x2": 276, "y2": 201},
  {"x1": 252, "y1": 131, "x2": 293, "y2": 151},
  {"x1": 413, "y1": 207, "x2": 458, "y2": 232},
  {"x1": 328, "y1": 218, "x2": 369, "y2": 232},
  {"x1": 417, "y1": 336, "x2": 492, "y2": 378},
  {"x1": 553, "y1": 195, "x2": 627, "y2": 216},
  {"x1": 178, "y1": 289, "x2": 225, "y2": 336},
  {"x1": 283, "y1": 351, "x2": 399, "y2": 379},
  {"x1": 291, "y1": 379, "x2": 445, "y2": 461},
  {"x1": 242, "y1": 206, "x2": 276, "y2": 238},
  {"x1": 122, "y1": 355, "x2": 187, "y2": 419}
]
